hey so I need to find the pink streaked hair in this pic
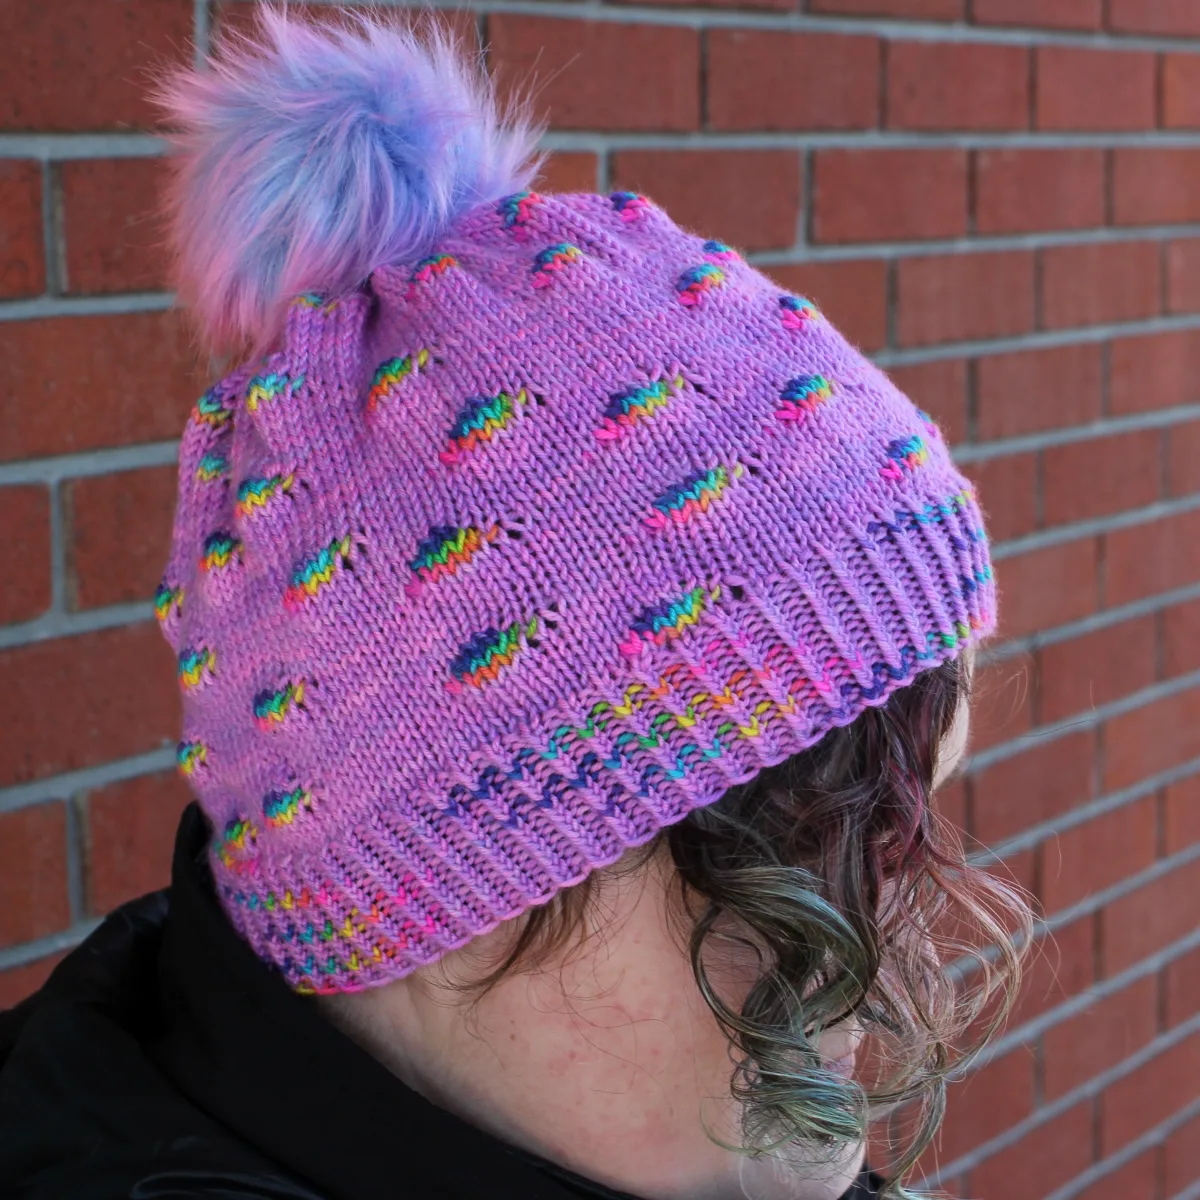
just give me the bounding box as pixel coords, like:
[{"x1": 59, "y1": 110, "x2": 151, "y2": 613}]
[{"x1": 151, "y1": 5, "x2": 541, "y2": 356}]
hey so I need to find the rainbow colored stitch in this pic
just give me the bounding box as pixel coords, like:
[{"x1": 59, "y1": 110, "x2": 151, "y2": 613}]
[
  {"x1": 619, "y1": 586, "x2": 716, "y2": 658},
  {"x1": 448, "y1": 617, "x2": 539, "y2": 692},
  {"x1": 196, "y1": 452, "x2": 228, "y2": 482},
  {"x1": 916, "y1": 409, "x2": 940, "y2": 439},
  {"x1": 293, "y1": 292, "x2": 338, "y2": 313},
  {"x1": 178, "y1": 646, "x2": 216, "y2": 690},
  {"x1": 702, "y1": 240, "x2": 737, "y2": 262},
  {"x1": 407, "y1": 524, "x2": 499, "y2": 594},
  {"x1": 235, "y1": 472, "x2": 294, "y2": 519},
  {"x1": 440, "y1": 390, "x2": 528, "y2": 465},
  {"x1": 366, "y1": 350, "x2": 432, "y2": 414},
  {"x1": 498, "y1": 190, "x2": 542, "y2": 231},
  {"x1": 176, "y1": 740, "x2": 207, "y2": 776},
  {"x1": 200, "y1": 531, "x2": 241, "y2": 572},
  {"x1": 779, "y1": 295, "x2": 821, "y2": 329},
  {"x1": 676, "y1": 264, "x2": 725, "y2": 307},
  {"x1": 246, "y1": 371, "x2": 304, "y2": 412},
  {"x1": 263, "y1": 786, "x2": 313, "y2": 828},
  {"x1": 285, "y1": 536, "x2": 353, "y2": 610},
  {"x1": 881, "y1": 435, "x2": 930, "y2": 480},
  {"x1": 610, "y1": 192, "x2": 650, "y2": 221},
  {"x1": 193, "y1": 387, "x2": 232, "y2": 429},
  {"x1": 254, "y1": 680, "x2": 307, "y2": 730},
  {"x1": 218, "y1": 817, "x2": 257, "y2": 868},
  {"x1": 532, "y1": 243, "x2": 583, "y2": 287},
  {"x1": 154, "y1": 581, "x2": 184, "y2": 622},
  {"x1": 597, "y1": 373, "x2": 685, "y2": 441},
  {"x1": 645, "y1": 465, "x2": 742, "y2": 530},
  {"x1": 409, "y1": 253, "x2": 456, "y2": 284},
  {"x1": 777, "y1": 374, "x2": 835, "y2": 423}
]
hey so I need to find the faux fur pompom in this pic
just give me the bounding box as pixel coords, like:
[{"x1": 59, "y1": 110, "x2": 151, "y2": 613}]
[{"x1": 153, "y1": 5, "x2": 541, "y2": 355}]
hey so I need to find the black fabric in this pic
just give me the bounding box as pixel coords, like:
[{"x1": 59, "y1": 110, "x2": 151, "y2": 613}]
[{"x1": 0, "y1": 802, "x2": 885, "y2": 1200}]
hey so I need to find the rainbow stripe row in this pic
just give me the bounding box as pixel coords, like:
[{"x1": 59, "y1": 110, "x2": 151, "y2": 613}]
[
  {"x1": 610, "y1": 191, "x2": 650, "y2": 221},
  {"x1": 176, "y1": 739, "x2": 207, "y2": 776},
  {"x1": 448, "y1": 617, "x2": 539, "y2": 691},
  {"x1": 779, "y1": 295, "x2": 821, "y2": 329},
  {"x1": 532, "y1": 243, "x2": 583, "y2": 287},
  {"x1": 193, "y1": 387, "x2": 232, "y2": 429},
  {"x1": 263, "y1": 786, "x2": 313, "y2": 828},
  {"x1": 409, "y1": 253, "x2": 456, "y2": 284},
  {"x1": 881, "y1": 435, "x2": 930, "y2": 480},
  {"x1": 178, "y1": 646, "x2": 216, "y2": 689},
  {"x1": 236, "y1": 472, "x2": 294, "y2": 519},
  {"x1": 440, "y1": 390, "x2": 527, "y2": 465},
  {"x1": 598, "y1": 373, "x2": 685, "y2": 441},
  {"x1": 246, "y1": 371, "x2": 304, "y2": 412},
  {"x1": 645, "y1": 465, "x2": 742, "y2": 529},
  {"x1": 676, "y1": 264, "x2": 725, "y2": 306},
  {"x1": 200, "y1": 531, "x2": 241, "y2": 572},
  {"x1": 408, "y1": 524, "x2": 498, "y2": 593},
  {"x1": 196, "y1": 452, "x2": 228, "y2": 482},
  {"x1": 254, "y1": 680, "x2": 306, "y2": 730},
  {"x1": 155, "y1": 582, "x2": 184, "y2": 622},
  {"x1": 777, "y1": 374, "x2": 834, "y2": 423},
  {"x1": 619, "y1": 585, "x2": 716, "y2": 658},
  {"x1": 702, "y1": 240, "x2": 737, "y2": 262},
  {"x1": 367, "y1": 349, "x2": 433, "y2": 414},
  {"x1": 285, "y1": 536, "x2": 353, "y2": 610},
  {"x1": 498, "y1": 190, "x2": 542, "y2": 231},
  {"x1": 218, "y1": 817, "x2": 257, "y2": 868}
]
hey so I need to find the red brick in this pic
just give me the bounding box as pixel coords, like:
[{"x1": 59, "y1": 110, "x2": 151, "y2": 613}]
[
  {"x1": 968, "y1": 453, "x2": 1038, "y2": 542},
  {"x1": 1163, "y1": 776, "x2": 1200, "y2": 853},
  {"x1": 613, "y1": 0, "x2": 794, "y2": 11},
  {"x1": 1036, "y1": 47, "x2": 1156, "y2": 132},
  {"x1": 215, "y1": 3, "x2": 481, "y2": 50},
  {"x1": 935, "y1": 777, "x2": 966, "y2": 830},
  {"x1": 996, "y1": 537, "x2": 1100, "y2": 641},
  {"x1": 59, "y1": 158, "x2": 169, "y2": 294},
  {"x1": 1043, "y1": 798, "x2": 1158, "y2": 915},
  {"x1": 887, "y1": 359, "x2": 967, "y2": 445},
  {"x1": 1104, "y1": 508, "x2": 1200, "y2": 607},
  {"x1": 0, "y1": 803, "x2": 69, "y2": 950},
  {"x1": 1166, "y1": 240, "x2": 1200, "y2": 314},
  {"x1": 1100, "y1": 1031, "x2": 1200, "y2": 1152},
  {"x1": 1104, "y1": 687, "x2": 1200, "y2": 792},
  {"x1": 0, "y1": 623, "x2": 178, "y2": 788},
  {"x1": 610, "y1": 150, "x2": 801, "y2": 252},
  {"x1": 1041, "y1": 242, "x2": 1162, "y2": 331},
  {"x1": 937, "y1": 1049, "x2": 1036, "y2": 1163},
  {"x1": 809, "y1": 0, "x2": 961, "y2": 15},
  {"x1": 811, "y1": 150, "x2": 967, "y2": 244},
  {"x1": 1041, "y1": 429, "x2": 1163, "y2": 526},
  {"x1": 1103, "y1": 858, "x2": 1200, "y2": 974},
  {"x1": 766, "y1": 260, "x2": 889, "y2": 353},
  {"x1": 1113, "y1": 151, "x2": 1200, "y2": 226},
  {"x1": 87, "y1": 771, "x2": 191, "y2": 915},
  {"x1": 976, "y1": 344, "x2": 1104, "y2": 441},
  {"x1": 971, "y1": 656, "x2": 1034, "y2": 754},
  {"x1": 1010, "y1": 917, "x2": 1096, "y2": 1026},
  {"x1": 967, "y1": 1103, "x2": 1093, "y2": 1200},
  {"x1": 1074, "y1": 1151, "x2": 1157, "y2": 1200},
  {"x1": 66, "y1": 467, "x2": 177, "y2": 612},
  {"x1": 973, "y1": 0, "x2": 1102, "y2": 28},
  {"x1": 0, "y1": 312, "x2": 201, "y2": 463},
  {"x1": 0, "y1": 161, "x2": 44, "y2": 298},
  {"x1": 1165, "y1": 944, "x2": 1200, "y2": 1027},
  {"x1": 1111, "y1": 330, "x2": 1200, "y2": 415},
  {"x1": 0, "y1": 486, "x2": 52, "y2": 626},
  {"x1": 534, "y1": 153, "x2": 597, "y2": 195},
  {"x1": 488, "y1": 16, "x2": 699, "y2": 132},
  {"x1": 0, "y1": 953, "x2": 65, "y2": 1011},
  {"x1": 897, "y1": 251, "x2": 1035, "y2": 348},
  {"x1": 1166, "y1": 421, "x2": 1200, "y2": 497},
  {"x1": 1108, "y1": 0, "x2": 1200, "y2": 35},
  {"x1": 887, "y1": 42, "x2": 1028, "y2": 132},
  {"x1": 975, "y1": 149, "x2": 1105, "y2": 236},
  {"x1": 1039, "y1": 617, "x2": 1158, "y2": 726},
  {"x1": 706, "y1": 31, "x2": 880, "y2": 132},
  {"x1": 1164, "y1": 1113, "x2": 1200, "y2": 1196},
  {"x1": 1164, "y1": 56, "x2": 1200, "y2": 129},
  {"x1": 973, "y1": 732, "x2": 1096, "y2": 844},
  {"x1": 1164, "y1": 598, "x2": 1200, "y2": 677}
]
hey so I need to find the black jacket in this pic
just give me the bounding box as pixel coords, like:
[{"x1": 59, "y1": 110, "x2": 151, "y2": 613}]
[{"x1": 0, "y1": 803, "x2": 883, "y2": 1200}]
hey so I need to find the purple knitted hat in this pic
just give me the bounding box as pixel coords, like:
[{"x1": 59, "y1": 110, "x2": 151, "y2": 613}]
[{"x1": 155, "y1": 9, "x2": 995, "y2": 994}]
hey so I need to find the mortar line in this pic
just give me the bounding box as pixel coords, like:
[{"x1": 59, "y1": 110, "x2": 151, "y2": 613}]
[
  {"x1": 0, "y1": 600, "x2": 158, "y2": 653},
  {"x1": 0, "y1": 748, "x2": 177, "y2": 816},
  {"x1": 0, "y1": 441, "x2": 181, "y2": 487}
]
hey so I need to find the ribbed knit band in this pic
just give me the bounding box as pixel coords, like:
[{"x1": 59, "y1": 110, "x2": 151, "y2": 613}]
[{"x1": 160, "y1": 190, "x2": 994, "y2": 993}]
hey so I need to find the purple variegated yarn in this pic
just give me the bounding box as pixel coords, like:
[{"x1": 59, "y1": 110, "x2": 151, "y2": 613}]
[{"x1": 154, "y1": 8, "x2": 995, "y2": 994}]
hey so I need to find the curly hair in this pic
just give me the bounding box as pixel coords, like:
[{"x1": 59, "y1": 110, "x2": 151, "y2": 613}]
[{"x1": 438, "y1": 657, "x2": 1031, "y2": 1198}]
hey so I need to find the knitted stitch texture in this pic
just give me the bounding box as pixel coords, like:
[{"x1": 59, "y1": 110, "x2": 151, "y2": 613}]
[{"x1": 159, "y1": 189, "x2": 995, "y2": 994}]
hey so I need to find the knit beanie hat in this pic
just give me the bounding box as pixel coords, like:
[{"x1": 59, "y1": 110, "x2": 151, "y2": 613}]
[{"x1": 155, "y1": 9, "x2": 995, "y2": 994}]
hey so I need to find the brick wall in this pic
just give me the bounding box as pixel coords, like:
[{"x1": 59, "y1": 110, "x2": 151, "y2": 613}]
[{"x1": 2, "y1": 2, "x2": 1199, "y2": 1196}]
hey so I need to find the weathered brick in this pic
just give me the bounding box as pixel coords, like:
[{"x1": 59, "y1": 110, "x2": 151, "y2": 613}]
[
  {"x1": 937, "y1": 1050, "x2": 1036, "y2": 1163},
  {"x1": 59, "y1": 158, "x2": 170, "y2": 294},
  {"x1": 966, "y1": 1104, "x2": 1094, "y2": 1200},
  {"x1": 1103, "y1": 687, "x2": 1200, "y2": 793},
  {"x1": 1166, "y1": 239, "x2": 1200, "y2": 313},
  {"x1": 706, "y1": 30, "x2": 880, "y2": 131},
  {"x1": 1099, "y1": 1031, "x2": 1200, "y2": 1152},
  {"x1": 534, "y1": 153, "x2": 598, "y2": 195},
  {"x1": 975, "y1": 149, "x2": 1105, "y2": 235},
  {"x1": 809, "y1": 0, "x2": 961, "y2": 15},
  {"x1": 0, "y1": 486, "x2": 52, "y2": 626},
  {"x1": 1113, "y1": 150, "x2": 1200, "y2": 226},
  {"x1": 1110, "y1": 330, "x2": 1200, "y2": 415},
  {"x1": 1041, "y1": 429, "x2": 1162, "y2": 526},
  {"x1": 968, "y1": 453, "x2": 1039, "y2": 542},
  {"x1": 976, "y1": 344, "x2": 1104, "y2": 441},
  {"x1": 996, "y1": 537, "x2": 1101, "y2": 641},
  {"x1": 1108, "y1": 0, "x2": 1200, "y2": 35},
  {"x1": 610, "y1": 150, "x2": 801, "y2": 252},
  {"x1": 0, "y1": 161, "x2": 45, "y2": 298},
  {"x1": 766, "y1": 260, "x2": 889, "y2": 353},
  {"x1": 488, "y1": 16, "x2": 700, "y2": 132},
  {"x1": 1039, "y1": 616, "x2": 1158, "y2": 725},
  {"x1": 1164, "y1": 55, "x2": 1200, "y2": 129},
  {"x1": 887, "y1": 359, "x2": 967, "y2": 445},
  {"x1": 0, "y1": 804, "x2": 69, "y2": 950},
  {"x1": 973, "y1": 0, "x2": 1102, "y2": 28},
  {"x1": 1036, "y1": 47, "x2": 1157, "y2": 131},
  {"x1": 1164, "y1": 1112, "x2": 1200, "y2": 1197},
  {"x1": 1166, "y1": 420, "x2": 1200, "y2": 497},
  {"x1": 887, "y1": 41, "x2": 1029, "y2": 131},
  {"x1": 1040, "y1": 242, "x2": 1162, "y2": 331},
  {"x1": 1074, "y1": 1150, "x2": 1158, "y2": 1200},
  {"x1": 1163, "y1": 776, "x2": 1200, "y2": 853},
  {"x1": 811, "y1": 150, "x2": 967, "y2": 244},
  {"x1": 1104, "y1": 508, "x2": 1200, "y2": 607},
  {"x1": 0, "y1": 0, "x2": 193, "y2": 131},
  {"x1": 0, "y1": 312, "x2": 201, "y2": 463}
]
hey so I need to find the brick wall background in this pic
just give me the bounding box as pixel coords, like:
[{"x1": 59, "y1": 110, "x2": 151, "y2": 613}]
[{"x1": 2, "y1": 1, "x2": 1199, "y2": 1196}]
